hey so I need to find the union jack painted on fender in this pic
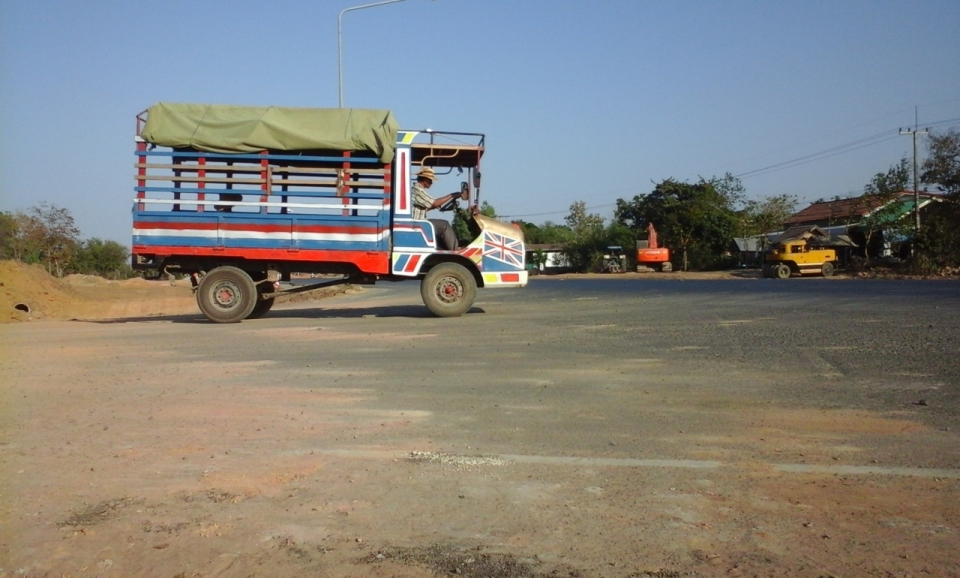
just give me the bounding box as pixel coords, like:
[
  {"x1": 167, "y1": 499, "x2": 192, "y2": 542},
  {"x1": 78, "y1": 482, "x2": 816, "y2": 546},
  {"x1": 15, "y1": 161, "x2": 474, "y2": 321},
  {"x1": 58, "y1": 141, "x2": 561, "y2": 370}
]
[{"x1": 483, "y1": 231, "x2": 523, "y2": 268}]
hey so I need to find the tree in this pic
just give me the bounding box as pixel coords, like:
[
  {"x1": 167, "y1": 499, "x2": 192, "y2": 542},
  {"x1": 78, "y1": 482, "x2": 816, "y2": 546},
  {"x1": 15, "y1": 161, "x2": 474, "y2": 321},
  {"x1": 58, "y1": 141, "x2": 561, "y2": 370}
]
[
  {"x1": 915, "y1": 128, "x2": 960, "y2": 267},
  {"x1": 742, "y1": 194, "x2": 797, "y2": 236},
  {"x1": 564, "y1": 201, "x2": 605, "y2": 239},
  {"x1": 0, "y1": 203, "x2": 82, "y2": 276},
  {"x1": 615, "y1": 178, "x2": 737, "y2": 270},
  {"x1": 453, "y1": 201, "x2": 498, "y2": 243},
  {"x1": 856, "y1": 157, "x2": 912, "y2": 258},
  {"x1": 71, "y1": 238, "x2": 133, "y2": 279},
  {"x1": 922, "y1": 128, "x2": 960, "y2": 194},
  {"x1": 562, "y1": 201, "x2": 606, "y2": 271}
]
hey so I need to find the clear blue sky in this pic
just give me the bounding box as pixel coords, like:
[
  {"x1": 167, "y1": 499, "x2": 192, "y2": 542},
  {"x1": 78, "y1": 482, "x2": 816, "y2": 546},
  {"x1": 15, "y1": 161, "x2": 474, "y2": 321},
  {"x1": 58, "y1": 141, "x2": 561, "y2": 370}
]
[{"x1": 2, "y1": 0, "x2": 958, "y2": 245}]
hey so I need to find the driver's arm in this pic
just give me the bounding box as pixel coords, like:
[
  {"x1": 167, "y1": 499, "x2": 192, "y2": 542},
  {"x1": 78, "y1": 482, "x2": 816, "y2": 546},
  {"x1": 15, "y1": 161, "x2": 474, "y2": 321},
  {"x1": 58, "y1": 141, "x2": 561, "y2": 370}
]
[{"x1": 429, "y1": 191, "x2": 462, "y2": 210}]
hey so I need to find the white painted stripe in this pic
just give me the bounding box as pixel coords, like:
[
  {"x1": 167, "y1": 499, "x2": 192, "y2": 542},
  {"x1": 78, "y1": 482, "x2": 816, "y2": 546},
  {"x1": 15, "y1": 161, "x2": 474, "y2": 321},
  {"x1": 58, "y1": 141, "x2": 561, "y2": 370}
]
[
  {"x1": 134, "y1": 228, "x2": 388, "y2": 243},
  {"x1": 136, "y1": 198, "x2": 383, "y2": 211}
]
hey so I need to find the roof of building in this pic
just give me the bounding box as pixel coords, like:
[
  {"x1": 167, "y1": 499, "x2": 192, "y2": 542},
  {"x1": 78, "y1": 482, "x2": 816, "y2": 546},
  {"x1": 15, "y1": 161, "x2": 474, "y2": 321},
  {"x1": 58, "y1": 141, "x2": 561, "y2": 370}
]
[{"x1": 784, "y1": 191, "x2": 942, "y2": 226}]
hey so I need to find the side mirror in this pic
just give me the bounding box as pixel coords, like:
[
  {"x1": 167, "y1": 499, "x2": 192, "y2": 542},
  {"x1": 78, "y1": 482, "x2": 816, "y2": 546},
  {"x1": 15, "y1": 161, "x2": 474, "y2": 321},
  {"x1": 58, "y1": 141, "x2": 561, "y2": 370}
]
[{"x1": 473, "y1": 171, "x2": 481, "y2": 189}]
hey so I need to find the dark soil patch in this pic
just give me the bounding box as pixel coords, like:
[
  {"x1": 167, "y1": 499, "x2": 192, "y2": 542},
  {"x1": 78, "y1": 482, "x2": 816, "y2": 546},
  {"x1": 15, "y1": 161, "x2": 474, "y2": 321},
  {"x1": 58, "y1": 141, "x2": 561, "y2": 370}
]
[
  {"x1": 361, "y1": 544, "x2": 585, "y2": 578},
  {"x1": 58, "y1": 497, "x2": 142, "y2": 527}
]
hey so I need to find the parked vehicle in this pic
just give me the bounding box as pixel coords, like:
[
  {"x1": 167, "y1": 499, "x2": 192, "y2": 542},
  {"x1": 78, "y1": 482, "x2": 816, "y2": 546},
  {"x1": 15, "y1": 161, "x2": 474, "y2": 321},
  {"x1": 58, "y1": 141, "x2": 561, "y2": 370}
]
[
  {"x1": 636, "y1": 223, "x2": 672, "y2": 272},
  {"x1": 131, "y1": 103, "x2": 526, "y2": 321},
  {"x1": 762, "y1": 239, "x2": 837, "y2": 279},
  {"x1": 601, "y1": 246, "x2": 626, "y2": 273}
]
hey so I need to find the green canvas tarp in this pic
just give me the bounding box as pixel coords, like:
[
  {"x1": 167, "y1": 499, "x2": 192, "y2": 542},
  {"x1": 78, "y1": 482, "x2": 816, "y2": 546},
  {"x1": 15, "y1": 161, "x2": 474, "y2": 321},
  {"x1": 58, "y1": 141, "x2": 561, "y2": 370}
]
[{"x1": 140, "y1": 103, "x2": 399, "y2": 163}]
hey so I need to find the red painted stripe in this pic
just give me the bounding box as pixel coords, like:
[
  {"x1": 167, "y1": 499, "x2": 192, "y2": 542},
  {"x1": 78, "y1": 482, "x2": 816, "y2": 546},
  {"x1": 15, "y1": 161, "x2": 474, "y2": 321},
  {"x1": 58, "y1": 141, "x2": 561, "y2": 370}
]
[
  {"x1": 404, "y1": 254, "x2": 421, "y2": 273},
  {"x1": 132, "y1": 245, "x2": 390, "y2": 274},
  {"x1": 399, "y1": 154, "x2": 408, "y2": 211},
  {"x1": 501, "y1": 273, "x2": 520, "y2": 283}
]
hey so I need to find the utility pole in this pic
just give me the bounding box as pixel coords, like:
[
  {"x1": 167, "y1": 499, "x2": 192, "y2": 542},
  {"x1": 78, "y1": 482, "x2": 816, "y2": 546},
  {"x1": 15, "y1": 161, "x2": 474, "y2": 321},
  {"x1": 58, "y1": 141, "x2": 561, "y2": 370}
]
[{"x1": 899, "y1": 107, "x2": 928, "y2": 234}]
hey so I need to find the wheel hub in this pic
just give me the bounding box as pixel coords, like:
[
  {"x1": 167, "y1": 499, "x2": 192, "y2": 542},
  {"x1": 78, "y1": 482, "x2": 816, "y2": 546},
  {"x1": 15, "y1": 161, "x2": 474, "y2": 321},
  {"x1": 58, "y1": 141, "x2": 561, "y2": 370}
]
[
  {"x1": 213, "y1": 281, "x2": 242, "y2": 308},
  {"x1": 436, "y1": 276, "x2": 463, "y2": 304}
]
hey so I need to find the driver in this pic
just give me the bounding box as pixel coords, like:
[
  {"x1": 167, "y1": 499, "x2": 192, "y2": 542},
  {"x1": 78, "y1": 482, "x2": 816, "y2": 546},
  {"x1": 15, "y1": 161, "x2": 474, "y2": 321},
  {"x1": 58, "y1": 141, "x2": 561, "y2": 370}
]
[{"x1": 411, "y1": 167, "x2": 461, "y2": 250}]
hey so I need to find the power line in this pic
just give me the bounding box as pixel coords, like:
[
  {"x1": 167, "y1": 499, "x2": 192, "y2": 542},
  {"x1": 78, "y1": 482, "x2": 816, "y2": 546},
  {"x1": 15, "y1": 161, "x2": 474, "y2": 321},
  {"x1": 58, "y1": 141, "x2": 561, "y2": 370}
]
[
  {"x1": 501, "y1": 202, "x2": 617, "y2": 220},
  {"x1": 735, "y1": 116, "x2": 960, "y2": 181},
  {"x1": 500, "y1": 116, "x2": 960, "y2": 220},
  {"x1": 734, "y1": 130, "x2": 899, "y2": 179}
]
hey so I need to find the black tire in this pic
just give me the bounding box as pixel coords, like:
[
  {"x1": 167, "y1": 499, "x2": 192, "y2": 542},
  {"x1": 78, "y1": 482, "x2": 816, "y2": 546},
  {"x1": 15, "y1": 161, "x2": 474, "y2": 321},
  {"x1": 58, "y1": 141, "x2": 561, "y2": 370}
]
[
  {"x1": 245, "y1": 280, "x2": 276, "y2": 319},
  {"x1": 247, "y1": 296, "x2": 275, "y2": 319},
  {"x1": 821, "y1": 262, "x2": 835, "y2": 277},
  {"x1": 762, "y1": 264, "x2": 771, "y2": 278},
  {"x1": 775, "y1": 263, "x2": 791, "y2": 279},
  {"x1": 196, "y1": 266, "x2": 257, "y2": 323},
  {"x1": 420, "y1": 262, "x2": 477, "y2": 317}
]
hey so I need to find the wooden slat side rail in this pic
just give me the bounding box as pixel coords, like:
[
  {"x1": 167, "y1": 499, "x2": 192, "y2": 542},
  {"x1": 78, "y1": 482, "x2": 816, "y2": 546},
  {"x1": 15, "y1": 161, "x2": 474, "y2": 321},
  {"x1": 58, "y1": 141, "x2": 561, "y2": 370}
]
[
  {"x1": 137, "y1": 164, "x2": 387, "y2": 177},
  {"x1": 271, "y1": 178, "x2": 387, "y2": 189},
  {"x1": 139, "y1": 175, "x2": 266, "y2": 185},
  {"x1": 136, "y1": 163, "x2": 264, "y2": 173}
]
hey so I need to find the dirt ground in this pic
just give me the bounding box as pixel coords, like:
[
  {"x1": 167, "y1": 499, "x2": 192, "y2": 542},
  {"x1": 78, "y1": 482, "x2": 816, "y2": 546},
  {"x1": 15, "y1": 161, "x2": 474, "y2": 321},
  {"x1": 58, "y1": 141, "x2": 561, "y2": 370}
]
[
  {"x1": 2, "y1": 261, "x2": 959, "y2": 578},
  {"x1": 0, "y1": 260, "x2": 771, "y2": 325},
  {"x1": 0, "y1": 261, "x2": 357, "y2": 324}
]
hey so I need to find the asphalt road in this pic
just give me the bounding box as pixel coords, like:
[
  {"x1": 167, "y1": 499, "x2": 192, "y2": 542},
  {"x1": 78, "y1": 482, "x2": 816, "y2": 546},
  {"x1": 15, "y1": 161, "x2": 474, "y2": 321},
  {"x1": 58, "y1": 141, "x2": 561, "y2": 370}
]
[{"x1": 4, "y1": 276, "x2": 960, "y2": 577}]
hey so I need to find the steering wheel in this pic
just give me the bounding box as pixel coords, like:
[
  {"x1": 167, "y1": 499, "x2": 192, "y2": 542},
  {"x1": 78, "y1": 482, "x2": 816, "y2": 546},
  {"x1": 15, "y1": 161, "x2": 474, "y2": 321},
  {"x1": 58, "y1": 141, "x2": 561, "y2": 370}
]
[{"x1": 438, "y1": 193, "x2": 460, "y2": 212}]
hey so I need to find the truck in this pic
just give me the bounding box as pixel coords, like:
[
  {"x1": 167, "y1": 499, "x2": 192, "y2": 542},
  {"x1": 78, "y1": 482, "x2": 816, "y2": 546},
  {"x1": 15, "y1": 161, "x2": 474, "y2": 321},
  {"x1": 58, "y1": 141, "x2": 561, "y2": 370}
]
[
  {"x1": 131, "y1": 103, "x2": 527, "y2": 322},
  {"x1": 762, "y1": 238, "x2": 837, "y2": 279}
]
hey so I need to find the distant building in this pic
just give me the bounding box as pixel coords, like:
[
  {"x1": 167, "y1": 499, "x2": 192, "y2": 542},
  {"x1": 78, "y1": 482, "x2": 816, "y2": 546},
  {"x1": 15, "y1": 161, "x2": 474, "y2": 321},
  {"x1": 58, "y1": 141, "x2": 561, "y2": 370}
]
[
  {"x1": 525, "y1": 244, "x2": 571, "y2": 274},
  {"x1": 782, "y1": 191, "x2": 941, "y2": 258}
]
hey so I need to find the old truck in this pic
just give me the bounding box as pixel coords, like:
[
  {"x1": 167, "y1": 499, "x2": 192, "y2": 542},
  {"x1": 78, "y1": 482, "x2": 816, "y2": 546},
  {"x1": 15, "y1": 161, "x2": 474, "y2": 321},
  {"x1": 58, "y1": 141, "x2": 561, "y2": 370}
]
[
  {"x1": 762, "y1": 239, "x2": 837, "y2": 279},
  {"x1": 131, "y1": 103, "x2": 527, "y2": 321}
]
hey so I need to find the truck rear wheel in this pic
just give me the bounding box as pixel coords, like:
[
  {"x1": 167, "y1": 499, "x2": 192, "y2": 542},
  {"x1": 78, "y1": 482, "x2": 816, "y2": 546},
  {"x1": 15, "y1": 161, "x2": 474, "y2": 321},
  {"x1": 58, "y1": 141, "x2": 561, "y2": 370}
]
[
  {"x1": 247, "y1": 296, "x2": 275, "y2": 319},
  {"x1": 775, "y1": 263, "x2": 791, "y2": 279},
  {"x1": 821, "y1": 262, "x2": 835, "y2": 277},
  {"x1": 420, "y1": 262, "x2": 477, "y2": 317},
  {"x1": 196, "y1": 266, "x2": 257, "y2": 323},
  {"x1": 246, "y1": 281, "x2": 276, "y2": 319}
]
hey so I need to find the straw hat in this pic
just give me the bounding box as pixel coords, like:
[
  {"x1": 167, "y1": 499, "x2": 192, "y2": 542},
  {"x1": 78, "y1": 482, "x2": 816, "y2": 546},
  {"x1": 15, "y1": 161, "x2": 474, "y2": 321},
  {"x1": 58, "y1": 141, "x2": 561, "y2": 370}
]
[{"x1": 417, "y1": 167, "x2": 438, "y2": 182}]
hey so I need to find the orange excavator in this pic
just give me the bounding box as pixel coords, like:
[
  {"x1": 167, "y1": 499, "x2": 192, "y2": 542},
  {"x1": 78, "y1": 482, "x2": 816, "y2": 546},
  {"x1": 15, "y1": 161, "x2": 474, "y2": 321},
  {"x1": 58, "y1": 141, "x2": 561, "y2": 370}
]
[{"x1": 636, "y1": 223, "x2": 672, "y2": 272}]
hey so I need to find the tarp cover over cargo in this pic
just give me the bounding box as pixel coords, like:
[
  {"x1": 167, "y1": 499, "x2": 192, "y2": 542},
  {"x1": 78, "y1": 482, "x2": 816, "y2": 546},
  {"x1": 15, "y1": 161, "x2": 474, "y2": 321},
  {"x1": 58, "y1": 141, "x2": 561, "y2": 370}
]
[{"x1": 139, "y1": 103, "x2": 399, "y2": 163}]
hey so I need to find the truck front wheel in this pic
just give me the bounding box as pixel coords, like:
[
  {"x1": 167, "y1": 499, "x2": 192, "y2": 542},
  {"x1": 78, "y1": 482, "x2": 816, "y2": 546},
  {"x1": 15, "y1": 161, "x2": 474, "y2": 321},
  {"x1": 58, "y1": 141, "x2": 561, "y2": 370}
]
[
  {"x1": 420, "y1": 263, "x2": 477, "y2": 317},
  {"x1": 197, "y1": 266, "x2": 257, "y2": 323},
  {"x1": 775, "y1": 263, "x2": 791, "y2": 279}
]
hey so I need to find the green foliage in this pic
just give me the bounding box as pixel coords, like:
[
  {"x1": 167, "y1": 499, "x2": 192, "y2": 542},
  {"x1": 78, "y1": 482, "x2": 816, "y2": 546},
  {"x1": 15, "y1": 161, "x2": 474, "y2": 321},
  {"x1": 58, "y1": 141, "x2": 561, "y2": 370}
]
[
  {"x1": 562, "y1": 201, "x2": 608, "y2": 272},
  {"x1": 479, "y1": 201, "x2": 497, "y2": 218},
  {"x1": 0, "y1": 203, "x2": 81, "y2": 276},
  {"x1": 615, "y1": 178, "x2": 738, "y2": 270},
  {"x1": 71, "y1": 238, "x2": 135, "y2": 279},
  {"x1": 914, "y1": 199, "x2": 960, "y2": 268},
  {"x1": 516, "y1": 220, "x2": 572, "y2": 245},
  {"x1": 857, "y1": 158, "x2": 913, "y2": 258},
  {"x1": 913, "y1": 129, "x2": 960, "y2": 267},
  {"x1": 0, "y1": 203, "x2": 134, "y2": 278},
  {"x1": 864, "y1": 157, "x2": 910, "y2": 197},
  {"x1": 921, "y1": 128, "x2": 960, "y2": 194},
  {"x1": 454, "y1": 200, "x2": 500, "y2": 242},
  {"x1": 738, "y1": 194, "x2": 798, "y2": 239}
]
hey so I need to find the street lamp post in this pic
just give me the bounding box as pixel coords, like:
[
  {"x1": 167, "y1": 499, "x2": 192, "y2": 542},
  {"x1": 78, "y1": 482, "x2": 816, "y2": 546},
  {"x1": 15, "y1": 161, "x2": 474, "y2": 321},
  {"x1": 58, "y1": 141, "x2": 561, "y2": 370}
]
[{"x1": 338, "y1": 0, "x2": 406, "y2": 107}]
